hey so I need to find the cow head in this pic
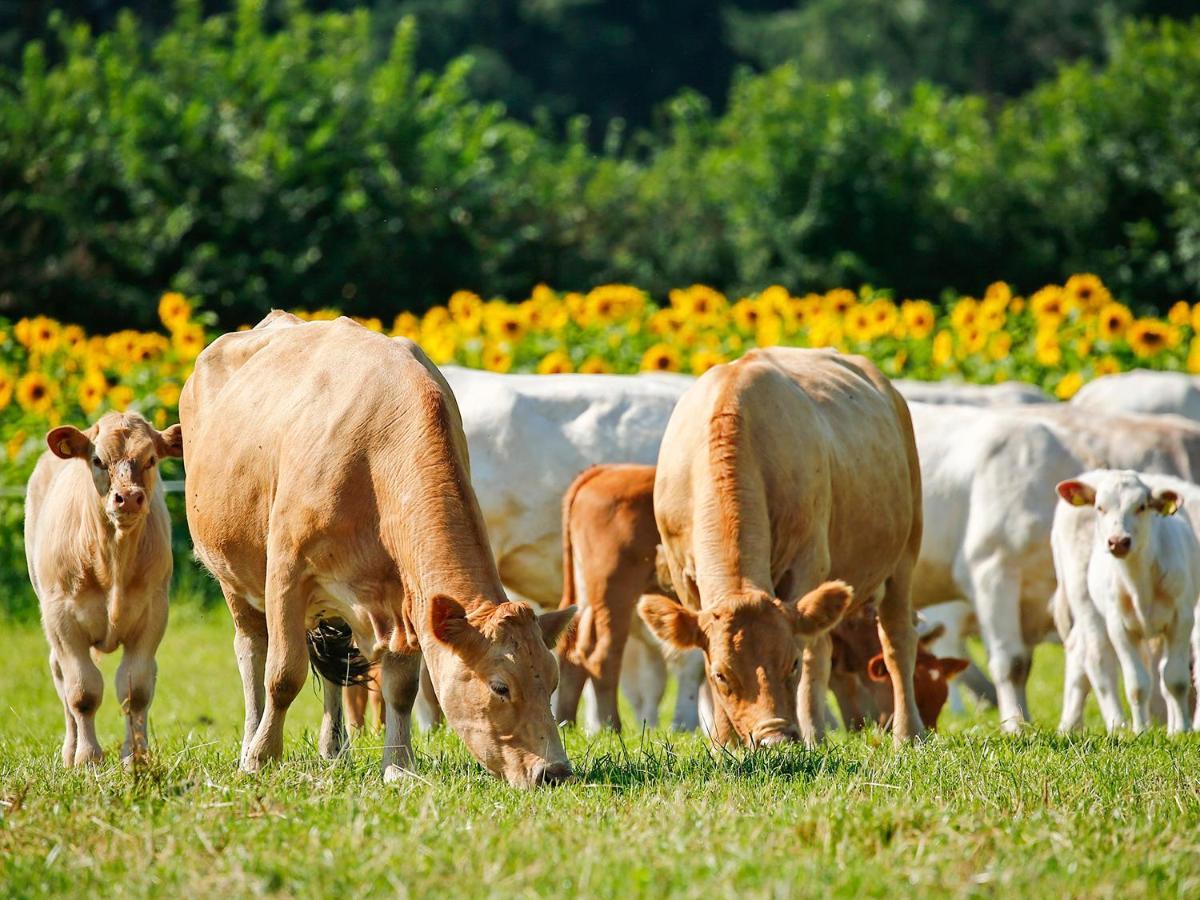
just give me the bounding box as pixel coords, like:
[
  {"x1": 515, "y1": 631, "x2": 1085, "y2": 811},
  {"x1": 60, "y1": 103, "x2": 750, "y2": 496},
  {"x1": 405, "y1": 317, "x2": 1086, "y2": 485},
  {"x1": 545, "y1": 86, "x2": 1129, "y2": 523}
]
[
  {"x1": 46, "y1": 412, "x2": 183, "y2": 529},
  {"x1": 866, "y1": 650, "x2": 969, "y2": 730},
  {"x1": 421, "y1": 595, "x2": 576, "y2": 789},
  {"x1": 639, "y1": 581, "x2": 852, "y2": 746},
  {"x1": 1057, "y1": 473, "x2": 1181, "y2": 560}
]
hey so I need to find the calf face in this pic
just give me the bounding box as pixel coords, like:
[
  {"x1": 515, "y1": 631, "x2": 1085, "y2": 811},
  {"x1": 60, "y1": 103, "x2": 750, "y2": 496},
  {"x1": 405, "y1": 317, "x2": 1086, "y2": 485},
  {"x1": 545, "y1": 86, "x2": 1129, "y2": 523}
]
[
  {"x1": 47, "y1": 413, "x2": 183, "y2": 528},
  {"x1": 1058, "y1": 474, "x2": 1181, "y2": 559},
  {"x1": 867, "y1": 651, "x2": 969, "y2": 730},
  {"x1": 424, "y1": 596, "x2": 576, "y2": 788},
  {"x1": 639, "y1": 581, "x2": 852, "y2": 745}
]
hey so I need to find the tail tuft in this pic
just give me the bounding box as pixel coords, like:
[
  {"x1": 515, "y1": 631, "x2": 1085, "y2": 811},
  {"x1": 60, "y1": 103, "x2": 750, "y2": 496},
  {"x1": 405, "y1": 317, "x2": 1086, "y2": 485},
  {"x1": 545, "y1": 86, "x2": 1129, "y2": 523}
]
[{"x1": 307, "y1": 619, "x2": 372, "y2": 687}]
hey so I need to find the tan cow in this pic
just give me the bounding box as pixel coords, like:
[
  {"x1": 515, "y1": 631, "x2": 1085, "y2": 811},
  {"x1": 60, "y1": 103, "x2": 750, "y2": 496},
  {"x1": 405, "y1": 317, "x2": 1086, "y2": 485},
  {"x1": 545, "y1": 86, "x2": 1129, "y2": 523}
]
[
  {"x1": 181, "y1": 313, "x2": 576, "y2": 787},
  {"x1": 26, "y1": 411, "x2": 182, "y2": 766},
  {"x1": 640, "y1": 347, "x2": 925, "y2": 746}
]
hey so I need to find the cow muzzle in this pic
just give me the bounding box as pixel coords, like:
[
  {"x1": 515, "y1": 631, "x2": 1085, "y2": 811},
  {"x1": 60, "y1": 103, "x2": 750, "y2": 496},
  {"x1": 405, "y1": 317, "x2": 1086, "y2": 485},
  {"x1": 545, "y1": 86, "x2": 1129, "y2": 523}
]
[
  {"x1": 1107, "y1": 535, "x2": 1132, "y2": 558},
  {"x1": 751, "y1": 719, "x2": 799, "y2": 747},
  {"x1": 531, "y1": 760, "x2": 573, "y2": 787},
  {"x1": 109, "y1": 487, "x2": 147, "y2": 523}
]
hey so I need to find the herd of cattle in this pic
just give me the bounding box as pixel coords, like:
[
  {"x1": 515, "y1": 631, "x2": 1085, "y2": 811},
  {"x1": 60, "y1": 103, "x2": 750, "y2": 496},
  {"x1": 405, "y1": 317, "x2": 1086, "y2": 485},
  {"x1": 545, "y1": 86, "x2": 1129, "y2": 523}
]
[{"x1": 23, "y1": 312, "x2": 1200, "y2": 788}]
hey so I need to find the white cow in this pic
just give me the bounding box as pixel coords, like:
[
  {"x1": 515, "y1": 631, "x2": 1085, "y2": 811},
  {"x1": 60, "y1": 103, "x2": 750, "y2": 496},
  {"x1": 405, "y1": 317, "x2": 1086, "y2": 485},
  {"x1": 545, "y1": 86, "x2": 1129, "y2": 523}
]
[
  {"x1": 894, "y1": 379, "x2": 1051, "y2": 407},
  {"x1": 1071, "y1": 370, "x2": 1200, "y2": 420},
  {"x1": 1054, "y1": 471, "x2": 1200, "y2": 734}
]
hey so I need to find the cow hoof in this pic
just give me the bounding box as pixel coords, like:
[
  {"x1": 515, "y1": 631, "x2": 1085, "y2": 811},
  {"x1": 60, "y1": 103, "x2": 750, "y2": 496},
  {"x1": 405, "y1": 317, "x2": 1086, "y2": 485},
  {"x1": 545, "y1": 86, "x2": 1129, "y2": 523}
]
[{"x1": 383, "y1": 764, "x2": 417, "y2": 785}]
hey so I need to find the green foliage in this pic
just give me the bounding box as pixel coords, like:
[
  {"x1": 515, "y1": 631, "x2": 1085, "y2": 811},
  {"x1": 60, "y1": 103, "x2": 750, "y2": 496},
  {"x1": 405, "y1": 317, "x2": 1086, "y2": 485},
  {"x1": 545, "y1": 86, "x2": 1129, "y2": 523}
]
[{"x1": 3, "y1": 6, "x2": 1200, "y2": 329}]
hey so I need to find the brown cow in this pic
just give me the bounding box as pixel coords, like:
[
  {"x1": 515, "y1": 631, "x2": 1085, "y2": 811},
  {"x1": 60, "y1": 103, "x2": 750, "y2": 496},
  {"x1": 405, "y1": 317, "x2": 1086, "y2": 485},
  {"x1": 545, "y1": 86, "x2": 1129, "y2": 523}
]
[
  {"x1": 640, "y1": 347, "x2": 925, "y2": 746},
  {"x1": 181, "y1": 313, "x2": 575, "y2": 787},
  {"x1": 26, "y1": 411, "x2": 183, "y2": 766}
]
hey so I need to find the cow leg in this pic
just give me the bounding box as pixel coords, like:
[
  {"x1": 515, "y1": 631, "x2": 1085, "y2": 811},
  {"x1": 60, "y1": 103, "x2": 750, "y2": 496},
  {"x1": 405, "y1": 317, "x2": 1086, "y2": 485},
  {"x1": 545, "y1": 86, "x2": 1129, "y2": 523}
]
[
  {"x1": 344, "y1": 683, "x2": 369, "y2": 732},
  {"x1": 413, "y1": 661, "x2": 442, "y2": 731},
  {"x1": 380, "y1": 651, "x2": 422, "y2": 781},
  {"x1": 797, "y1": 634, "x2": 833, "y2": 746},
  {"x1": 554, "y1": 655, "x2": 587, "y2": 727},
  {"x1": 116, "y1": 594, "x2": 166, "y2": 762},
  {"x1": 225, "y1": 588, "x2": 268, "y2": 767},
  {"x1": 1192, "y1": 615, "x2": 1200, "y2": 731},
  {"x1": 1161, "y1": 621, "x2": 1193, "y2": 735},
  {"x1": 55, "y1": 624, "x2": 105, "y2": 766},
  {"x1": 957, "y1": 662, "x2": 998, "y2": 707},
  {"x1": 1105, "y1": 617, "x2": 1150, "y2": 733},
  {"x1": 318, "y1": 676, "x2": 348, "y2": 760},
  {"x1": 622, "y1": 636, "x2": 666, "y2": 729},
  {"x1": 242, "y1": 560, "x2": 309, "y2": 772},
  {"x1": 1058, "y1": 628, "x2": 1090, "y2": 732},
  {"x1": 370, "y1": 677, "x2": 386, "y2": 730},
  {"x1": 829, "y1": 671, "x2": 867, "y2": 731},
  {"x1": 876, "y1": 569, "x2": 925, "y2": 742},
  {"x1": 966, "y1": 558, "x2": 1029, "y2": 731},
  {"x1": 671, "y1": 649, "x2": 704, "y2": 731},
  {"x1": 48, "y1": 650, "x2": 77, "y2": 768}
]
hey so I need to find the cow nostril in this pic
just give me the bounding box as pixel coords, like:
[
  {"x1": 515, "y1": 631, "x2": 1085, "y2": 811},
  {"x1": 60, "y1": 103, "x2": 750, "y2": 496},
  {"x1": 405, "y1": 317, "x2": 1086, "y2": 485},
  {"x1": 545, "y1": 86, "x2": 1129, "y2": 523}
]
[
  {"x1": 532, "y1": 761, "x2": 573, "y2": 787},
  {"x1": 132, "y1": 493, "x2": 144, "y2": 507},
  {"x1": 114, "y1": 493, "x2": 124, "y2": 506}
]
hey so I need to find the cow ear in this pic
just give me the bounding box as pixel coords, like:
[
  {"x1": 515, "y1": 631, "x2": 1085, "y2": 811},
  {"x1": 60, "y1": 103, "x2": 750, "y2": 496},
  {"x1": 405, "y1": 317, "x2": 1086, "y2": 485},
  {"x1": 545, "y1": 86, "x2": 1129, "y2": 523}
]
[
  {"x1": 537, "y1": 605, "x2": 577, "y2": 650},
  {"x1": 1151, "y1": 489, "x2": 1182, "y2": 517},
  {"x1": 46, "y1": 426, "x2": 91, "y2": 460},
  {"x1": 790, "y1": 580, "x2": 853, "y2": 637},
  {"x1": 638, "y1": 593, "x2": 705, "y2": 651},
  {"x1": 938, "y1": 657, "x2": 970, "y2": 680},
  {"x1": 866, "y1": 655, "x2": 890, "y2": 682},
  {"x1": 156, "y1": 423, "x2": 184, "y2": 459},
  {"x1": 917, "y1": 621, "x2": 946, "y2": 646},
  {"x1": 1056, "y1": 480, "x2": 1096, "y2": 508},
  {"x1": 429, "y1": 594, "x2": 475, "y2": 648}
]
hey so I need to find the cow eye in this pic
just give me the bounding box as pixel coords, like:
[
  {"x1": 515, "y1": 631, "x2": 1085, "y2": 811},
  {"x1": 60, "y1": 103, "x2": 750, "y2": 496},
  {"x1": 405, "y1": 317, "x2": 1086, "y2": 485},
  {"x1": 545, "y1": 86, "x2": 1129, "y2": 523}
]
[
  {"x1": 1136, "y1": 504, "x2": 1146, "y2": 513},
  {"x1": 490, "y1": 682, "x2": 510, "y2": 698},
  {"x1": 789, "y1": 659, "x2": 800, "y2": 677},
  {"x1": 146, "y1": 456, "x2": 157, "y2": 468},
  {"x1": 92, "y1": 456, "x2": 104, "y2": 468}
]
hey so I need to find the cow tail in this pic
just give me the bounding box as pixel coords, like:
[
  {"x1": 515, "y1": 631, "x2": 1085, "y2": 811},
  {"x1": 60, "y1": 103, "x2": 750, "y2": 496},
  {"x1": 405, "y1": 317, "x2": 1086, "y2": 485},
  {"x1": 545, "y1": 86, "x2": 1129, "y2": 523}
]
[
  {"x1": 558, "y1": 466, "x2": 605, "y2": 662},
  {"x1": 307, "y1": 619, "x2": 372, "y2": 687}
]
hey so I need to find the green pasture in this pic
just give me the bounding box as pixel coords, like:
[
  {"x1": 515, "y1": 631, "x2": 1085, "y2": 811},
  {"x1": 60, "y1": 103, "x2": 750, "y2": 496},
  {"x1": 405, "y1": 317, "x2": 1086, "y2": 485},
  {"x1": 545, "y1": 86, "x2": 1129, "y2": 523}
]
[{"x1": 1, "y1": 602, "x2": 1199, "y2": 897}]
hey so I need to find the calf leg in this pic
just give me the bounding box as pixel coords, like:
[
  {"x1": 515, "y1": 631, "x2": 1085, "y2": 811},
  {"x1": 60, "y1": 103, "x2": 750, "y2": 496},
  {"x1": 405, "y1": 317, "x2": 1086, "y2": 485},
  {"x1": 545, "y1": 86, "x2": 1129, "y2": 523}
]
[
  {"x1": 876, "y1": 568, "x2": 925, "y2": 742},
  {"x1": 225, "y1": 588, "x2": 268, "y2": 767},
  {"x1": 671, "y1": 649, "x2": 704, "y2": 731},
  {"x1": 242, "y1": 558, "x2": 309, "y2": 772},
  {"x1": 318, "y1": 676, "x2": 348, "y2": 760},
  {"x1": 55, "y1": 625, "x2": 105, "y2": 766},
  {"x1": 1105, "y1": 617, "x2": 1151, "y2": 733},
  {"x1": 380, "y1": 651, "x2": 422, "y2": 781},
  {"x1": 554, "y1": 655, "x2": 587, "y2": 727},
  {"x1": 1058, "y1": 628, "x2": 1090, "y2": 733},
  {"x1": 116, "y1": 596, "x2": 166, "y2": 762},
  {"x1": 1193, "y1": 615, "x2": 1200, "y2": 731},
  {"x1": 622, "y1": 637, "x2": 666, "y2": 729},
  {"x1": 797, "y1": 634, "x2": 833, "y2": 745},
  {"x1": 1161, "y1": 620, "x2": 1193, "y2": 735},
  {"x1": 48, "y1": 650, "x2": 77, "y2": 768},
  {"x1": 344, "y1": 683, "x2": 369, "y2": 732}
]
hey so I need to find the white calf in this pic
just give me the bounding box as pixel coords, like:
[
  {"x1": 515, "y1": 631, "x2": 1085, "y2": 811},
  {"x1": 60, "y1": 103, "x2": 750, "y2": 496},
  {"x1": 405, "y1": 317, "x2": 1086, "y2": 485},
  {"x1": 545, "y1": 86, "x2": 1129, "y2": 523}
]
[{"x1": 1055, "y1": 471, "x2": 1200, "y2": 734}]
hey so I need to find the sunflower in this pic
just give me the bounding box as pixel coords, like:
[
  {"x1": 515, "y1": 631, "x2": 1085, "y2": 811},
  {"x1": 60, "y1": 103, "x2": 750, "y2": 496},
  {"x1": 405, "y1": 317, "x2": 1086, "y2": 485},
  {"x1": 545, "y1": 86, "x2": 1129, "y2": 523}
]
[
  {"x1": 578, "y1": 356, "x2": 612, "y2": 375},
  {"x1": 172, "y1": 324, "x2": 206, "y2": 360},
  {"x1": 958, "y1": 327, "x2": 987, "y2": 356},
  {"x1": 1127, "y1": 319, "x2": 1177, "y2": 359},
  {"x1": 1055, "y1": 372, "x2": 1084, "y2": 400},
  {"x1": 640, "y1": 343, "x2": 682, "y2": 372},
  {"x1": 449, "y1": 291, "x2": 484, "y2": 335},
  {"x1": 482, "y1": 344, "x2": 513, "y2": 374},
  {"x1": 755, "y1": 313, "x2": 784, "y2": 348},
  {"x1": 61, "y1": 325, "x2": 87, "y2": 354},
  {"x1": 1097, "y1": 302, "x2": 1132, "y2": 341},
  {"x1": 983, "y1": 281, "x2": 1012, "y2": 307},
  {"x1": 537, "y1": 351, "x2": 574, "y2": 375},
  {"x1": 353, "y1": 317, "x2": 384, "y2": 333},
  {"x1": 689, "y1": 349, "x2": 727, "y2": 375},
  {"x1": 844, "y1": 306, "x2": 874, "y2": 343},
  {"x1": 0, "y1": 369, "x2": 12, "y2": 411},
  {"x1": 108, "y1": 385, "x2": 134, "y2": 412},
  {"x1": 790, "y1": 295, "x2": 822, "y2": 329},
  {"x1": 391, "y1": 312, "x2": 420, "y2": 340},
  {"x1": 806, "y1": 317, "x2": 842, "y2": 349},
  {"x1": 422, "y1": 331, "x2": 457, "y2": 365},
  {"x1": 7, "y1": 429, "x2": 28, "y2": 463},
  {"x1": 978, "y1": 298, "x2": 1007, "y2": 333},
  {"x1": 1168, "y1": 301, "x2": 1192, "y2": 327},
  {"x1": 158, "y1": 292, "x2": 192, "y2": 331},
  {"x1": 901, "y1": 300, "x2": 936, "y2": 340},
  {"x1": 485, "y1": 304, "x2": 527, "y2": 343},
  {"x1": 1030, "y1": 285, "x2": 1068, "y2": 321},
  {"x1": 582, "y1": 284, "x2": 646, "y2": 325},
  {"x1": 16, "y1": 372, "x2": 56, "y2": 414},
  {"x1": 156, "y1": 381, "x2": 182, "y2": 408},
  {"x1": 868, "y1": 299, "x2": 898, "y2": 336},
  {"x1": 27, "y1": 316, "x2": 61, "y2": 355},
  {"x1": 731, "y1": 299, "x2": 762, "y2": 332},
  {"x1": 78, "y1": 371, "x2": 107, "y2": 415},
  {"x1": 1034, "y1": 331, "x2": 1062, "y2": 367},
  {"x1": 932, "y1": 330, "x2": 953, "y2": 367},
  {"x1": 1093, "y1": 356, "x2": 1121, "y2": 377},
  {"x1": 1063, "y1": 274, "x2": 1110, "y2": 311},
  {"x1": 674, "y1": 285, "x2": 728, "y2": 325},
  {"x1": 950, "y1": 298, "x2": 978, "y2": 332},
  {"x1": 823, "y1": 289, "x2": 856, "y2": 316},
  {"x1": 757, "y1": 285, "x2": 791, "y2": 316},
  {"x1": 987, "y1": 332, "x2": 1012, "y2": 362}
]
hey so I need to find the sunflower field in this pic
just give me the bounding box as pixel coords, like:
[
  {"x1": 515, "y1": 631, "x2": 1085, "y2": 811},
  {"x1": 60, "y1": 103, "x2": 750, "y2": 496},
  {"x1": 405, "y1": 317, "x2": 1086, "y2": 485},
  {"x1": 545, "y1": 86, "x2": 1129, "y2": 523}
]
[{"x1": 3, "y1": 275, "x2": 1200, "y2": 480}]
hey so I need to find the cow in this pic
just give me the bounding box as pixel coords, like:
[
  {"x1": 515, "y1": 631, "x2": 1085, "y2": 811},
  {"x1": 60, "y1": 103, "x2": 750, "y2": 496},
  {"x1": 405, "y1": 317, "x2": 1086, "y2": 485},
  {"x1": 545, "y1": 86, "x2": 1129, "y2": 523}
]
[
  {"x1": 553, "y1": 464, "x2": 703, "y2": 732},
  {"x1": 25, "y1": 411, "x2": 183, "y2": 766},
  {"x1": 1053, "y1": 470, "x2": 1200, "y2": 734},
  {"x1": 639, "y1": 347, "x2": 925, "y2": 746},
  {"x1": 181, "y1": 313, "x2": 576, "y2": 787},
  {"x1": 893, "y1": 379, "x2": 1051, "y2": 407},
  {"x1": 344, "y1": 366, "x2": 692, "y2": 730},
  {"x1": 1071, "y1": 370, "x2": 1200, "y2": 421}
]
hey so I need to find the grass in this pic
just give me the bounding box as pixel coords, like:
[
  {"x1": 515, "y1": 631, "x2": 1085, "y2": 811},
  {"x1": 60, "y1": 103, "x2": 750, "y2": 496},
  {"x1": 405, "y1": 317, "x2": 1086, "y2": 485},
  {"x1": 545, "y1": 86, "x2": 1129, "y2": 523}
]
[{"x1": 2, "y1": 601, "x2": 1199, "y2": 897}]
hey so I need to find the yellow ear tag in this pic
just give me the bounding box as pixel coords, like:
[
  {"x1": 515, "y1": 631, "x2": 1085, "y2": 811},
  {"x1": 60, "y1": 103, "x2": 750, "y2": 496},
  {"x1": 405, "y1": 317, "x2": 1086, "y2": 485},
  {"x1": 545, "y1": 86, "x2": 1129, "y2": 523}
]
[
  {"x1": 58, "y1": 440, "x2": 72, "y2": 457},
  {"x1": 1161, "y1": 498, "x2": 1178, "y2": 516},
  {"x1": 1070, "y1": 493, "x2": 1090, "y2": 508}
]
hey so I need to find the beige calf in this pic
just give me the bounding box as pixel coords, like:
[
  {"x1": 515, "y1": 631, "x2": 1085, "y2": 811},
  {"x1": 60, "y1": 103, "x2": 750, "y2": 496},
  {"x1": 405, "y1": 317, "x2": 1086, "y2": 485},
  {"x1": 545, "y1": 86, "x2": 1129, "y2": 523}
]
[{"x1": 26, "y1": 412, "x2": 182, "y2": 766}]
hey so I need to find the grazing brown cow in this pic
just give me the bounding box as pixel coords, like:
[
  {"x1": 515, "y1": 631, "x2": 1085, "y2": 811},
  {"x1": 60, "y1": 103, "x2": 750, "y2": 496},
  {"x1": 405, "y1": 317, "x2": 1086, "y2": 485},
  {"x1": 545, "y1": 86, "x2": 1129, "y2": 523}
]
[
  {"x1": 640, "y1": 347, "x2": 925, "y2": 746},
  {"x1": 26, "y1": 412, "x2": 183, "y2": 766},
  {"x1": 181, "y1": 312, "x2": 575, "y2": 787}
]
